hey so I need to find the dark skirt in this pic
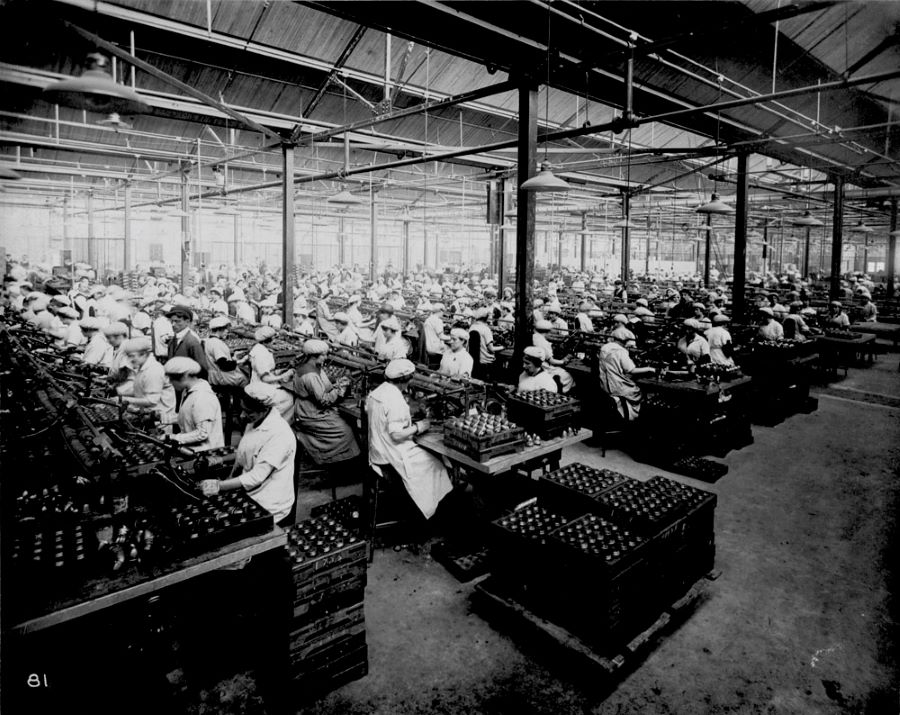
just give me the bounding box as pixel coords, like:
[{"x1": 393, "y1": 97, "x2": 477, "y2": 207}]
[{"x1": 294, "y1": 409, "x2": 360, "y2": 464}]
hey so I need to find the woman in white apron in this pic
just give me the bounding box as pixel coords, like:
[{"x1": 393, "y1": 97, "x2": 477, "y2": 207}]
[{"x1": 365, "y1": 359, "x2": 452, "y2": 519}]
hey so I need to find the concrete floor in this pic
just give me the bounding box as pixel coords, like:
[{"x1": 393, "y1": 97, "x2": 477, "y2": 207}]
[{"x1": 289, "y1": 352, "x2": 900, "y2": 715}]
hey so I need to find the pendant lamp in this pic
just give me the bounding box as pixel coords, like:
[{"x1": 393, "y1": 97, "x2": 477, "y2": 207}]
[
  {"x1": 215, "y1": 204, "x2": 239, "y2": 215},
  {"x1": 521, "y1": 161, "x2": 571, "y2": 193},
  {"x1": 167, "y1": 207, "x2": 190, "y2": 218},
  {"x1": 327, "y1": 188, "x2": 364, "y2": 205},
  {"x1": 848, "y1": 220, "x2": 873, "y2": 233},
  {"x1": 612, "y1": 218, "x2": 638, "y2": 229},
  {"x1": 695, "y1": 192, "x2": 733, "y2": 214},
  {"x1": 793, "y1": 210, "x2": 823, "y2": 227},
  {"x1": 43, "y1": 53, "x2": 150, "y2": 115},
  {"x1": 0, "y1": 167, "x2": 23, "y2": 180}
]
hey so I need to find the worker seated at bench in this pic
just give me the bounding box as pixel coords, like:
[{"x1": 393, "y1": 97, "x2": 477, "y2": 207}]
[{"x1": 597, "y1": 326, "x2": 656, "y2": 423}]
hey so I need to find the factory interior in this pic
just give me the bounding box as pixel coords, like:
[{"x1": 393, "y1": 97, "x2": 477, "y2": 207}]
[{"x1": 0, "y1": 1, "x2": 899, "y2": 713}]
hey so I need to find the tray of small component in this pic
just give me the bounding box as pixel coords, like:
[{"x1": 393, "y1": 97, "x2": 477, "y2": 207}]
[
  {"x1": 694, "y1": 364, "x2": 743, "y2": 382},
  {"x1": 80, "y1": 401, "x2": 125, "y2": 424},
  {"x1": 548, "y1": 513, "x2": 651, "y2": 579},
  {"x1": 537, "y1": 463, "x2": 633, "y2": 516},
  {"x1": 224, "y1": 335, "x2": 256, "y2": 352},
  {"x1": 752, "y1": 339, "x2": 807, "y2": 358},
  {"x1": 487, "y1": 500, "x2": 574, "y2": 596},
  {"x1": 9, "y1": 521, "x2": 99, "y2": 582},
  {"x1": 822, "y1": 329, "x2": 864, "y2": 341},
  {"x1": 287, "y1": 516, "x2": 368, "y2": 584},
  {"x1": 442, "y1": 412, "x2": 525, "y2": 460},
  {"x1": 164, "y1": 490, "x2": 273, "y2": 555},
  {"x1": 595, "y1": 476, "x2": 717, "y2": 539},
  {"x1": 506, "y1": 389, "x2": 581, "y2": 428},
  {"x1": 310, "y1": 495, "x2": 364, "y2": 534}
]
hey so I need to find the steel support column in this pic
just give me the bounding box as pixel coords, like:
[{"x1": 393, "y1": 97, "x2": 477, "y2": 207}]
[
  {"x1": 123, "y1": 184, "x2": 132, "y2": 272},
  {"x1": 513, "y1": 82, "x2": 538, "y2": 363},
  {"x1": 888, "y1": 198, "x2": 897, "y2": 297},
  {"x1": 282, "y1": 144, "x2": 295, "y2": 330},
  {"x1": 803, "y1": 227, "x2": 812, "y2": 278},
  {"x1": 580, "y1": 213, "x2": 587, "y2": 272},
  {"x1": 402, "y1": 218, "x2": 410, "y2": 275},
  {"x1": 498, "y1": 178, "x2": 507, "y2": 293},
  {"x1": 830, "y1": 175, "x2": 844, "y2": 300},
  {"x1": 180, "y1": 166, "x2": 190, "y2": 293},
  {"x1": 732, "y1": 152, "x2": 749, "y2": 320},
  {"x1": 369, "y1": 190, "x2": 377, "y2": 283},
  {"x1": 621, "y1": 192, "x2": 630, "y2": 282},
  {"x1": 233, "y1": 213, "x2": 240, "y2": 266},
  {"x1": 87, "y1": 191, "x2": 95, "y2": 269},
  {"x1": 703, "y1": 213, "x2": 713, "y2": 288},
  {"x1": 557, "y1": 230, "x2": 563, "y2": 269}
]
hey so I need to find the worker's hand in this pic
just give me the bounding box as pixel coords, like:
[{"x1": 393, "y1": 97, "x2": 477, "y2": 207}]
[
  {"x1": 416, "y1": 419, "x2": 431, "y2": 434},
  {"x1": 200, "y1": 479, "x2": 220, "y2": 496}
]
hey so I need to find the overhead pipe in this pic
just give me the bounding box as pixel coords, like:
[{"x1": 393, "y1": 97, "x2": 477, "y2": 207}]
[{"x1": 37, "y1": 68, "x2": 900, "y2": 216}]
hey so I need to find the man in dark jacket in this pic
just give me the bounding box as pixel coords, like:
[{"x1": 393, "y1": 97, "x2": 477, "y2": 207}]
[{"x1": 165, "y1": 306, "x2": 209, "y2": 379}]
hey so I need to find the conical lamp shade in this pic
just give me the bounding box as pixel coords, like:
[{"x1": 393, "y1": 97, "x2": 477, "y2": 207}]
[
  {"x1": 215, "y1": 204, "x2": 240, "y2": 215},
  {"x1": 43, "y1": 54, "x2": 150, "y2": 115},
  {"x1": 612, "y1": 219, "x2": 638, "y2": 229},
  {"x1": 696, "y1": 192, "x2": 733, "y2": 214},
  {"x1": 0, "y1": 167, "x2": 23, "y2": 180},
  {"x1": 521, "y1": 162, "x2": 571, "y2": 193},
  {"x1": 327, "y1": 188, "x2": 363, "y2": 205},
  {"x1": 890, "y1": 229, "x2": 900, "y2": 238},
  {"x1": 793, "y1": 210, "x2": 823, "y2": 227},
  {"x1": 848, "y1": 221, "x2": 873, "y2": 233},
  {"x1": 167, "y1": 208, "x2": 190, "y2": 218}
]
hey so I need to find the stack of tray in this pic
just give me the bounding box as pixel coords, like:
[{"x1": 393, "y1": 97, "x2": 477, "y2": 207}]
[
  {"x1": 595, "y1": 476, "x2": 717, "y2": 603},
  {"x1": 545, "y1": 514, "x2": 656, "y2": 648},
  {"x1": 287, "y1": 515, "x2": 369, "y2": 695},
  {"x1": 487, "y1": 500, "x2": 573, "y2": 605},
  {"x1": 442, "y1": 412, "x2": 525, "y2": 461},
  {"x1": 506, "y1": 390, "x2": 581, "y2": 439},
  {"x1": 537, "y1": 463, "x2": 632, "y2": 516}
]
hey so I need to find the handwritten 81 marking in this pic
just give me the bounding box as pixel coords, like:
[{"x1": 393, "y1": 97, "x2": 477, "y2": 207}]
[{"x1": 27, "y1": 673, "x2": 49, "y2": 688}]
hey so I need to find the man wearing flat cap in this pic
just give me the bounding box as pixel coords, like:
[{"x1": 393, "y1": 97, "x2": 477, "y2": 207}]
[
  {"x1": 165, "y1": 305, "x2": 209, "y2": 379},
  {"x1": 366, "y1": 359, "x2": 452, "y2": 521}
]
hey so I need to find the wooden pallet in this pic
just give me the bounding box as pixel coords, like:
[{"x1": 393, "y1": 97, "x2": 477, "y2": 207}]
[{"x1": 472, "y1": 571, "x2": 716, "y2": 683}]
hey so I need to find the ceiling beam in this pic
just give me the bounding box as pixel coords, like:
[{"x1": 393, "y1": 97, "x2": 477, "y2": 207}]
[
  {"x1": 61, "y1": 21, "x2": 283, "y2": 142},
  {"x1": 303, "y1": 24, "x2": 367, "y2": 117}
]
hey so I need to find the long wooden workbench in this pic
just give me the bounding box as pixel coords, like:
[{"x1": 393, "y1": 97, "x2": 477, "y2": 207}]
[
  {"x1": 416, "y1": 428, "x2": 592, "y2": 477},
  {"x1": 9, "y1": 527, "x2": 287, "y2": 635}
]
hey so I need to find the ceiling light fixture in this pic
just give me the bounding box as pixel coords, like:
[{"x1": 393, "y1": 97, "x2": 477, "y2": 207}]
[
  {"x1": 792, "y1": 210, "x2": 823, "y2": 227},
  {"x1": 695, "y1": 192, "x2": 733, "y2": 215},
  {"x1": 521, "y1": 161, "x2": 572, "y2": 193},
  {"x1": 43, "y1": 53, "x2": 150, "y2": 115},
  {"x1": 521, "y1": 5, "x2": 570, "y2": 194},
  {"x1": 0, "y1": 167, "x2": 23, "y2": 180},
  {"x1": 327, "y1": 187, "x2": 364, "y2": 205},
  {"x1": 848, "y1": 220, "x2": 873, "y2": 233}
]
